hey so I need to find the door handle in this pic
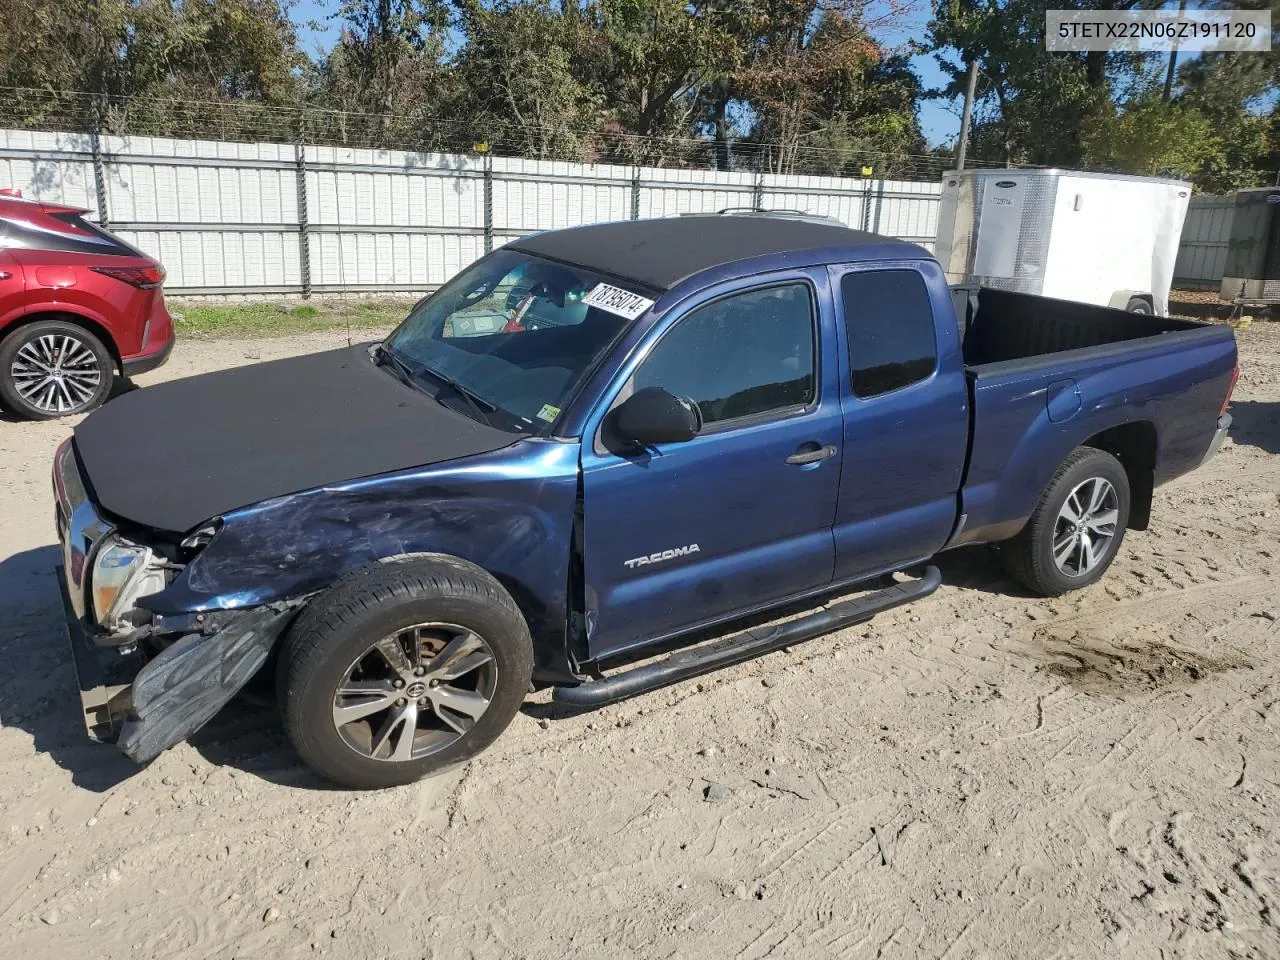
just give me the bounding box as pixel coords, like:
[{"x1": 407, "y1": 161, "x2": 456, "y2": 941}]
[{"x1": 785, "y1": 444, "x2": 837, "y2": 465}]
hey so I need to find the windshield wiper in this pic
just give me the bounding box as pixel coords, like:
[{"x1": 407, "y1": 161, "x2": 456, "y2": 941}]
[
  {"x1": 419, "y1": 364, "x2": 498, "y2": 426},
  {"x1": 370, "y1": 342, "x2": 425, "y2": 394}
]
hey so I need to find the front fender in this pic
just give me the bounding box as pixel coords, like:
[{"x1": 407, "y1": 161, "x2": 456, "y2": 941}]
[{"x1": 141, "y1": 440, "x2": 582, "y2": 670}]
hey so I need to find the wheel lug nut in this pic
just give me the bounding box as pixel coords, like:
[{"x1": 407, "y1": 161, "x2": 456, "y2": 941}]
[
  {"x1": 415, "y1": 667, "x2": 426, "y2": 676},
  {"x1": 429, "y1": 679, "x2": 440, "y2": 688},
  {"x1": 393, "y1": 679, "x2": 405, "y2": 688},
  {"x1": 396, "y1": 697, "x2": 406, "y2": 706}
]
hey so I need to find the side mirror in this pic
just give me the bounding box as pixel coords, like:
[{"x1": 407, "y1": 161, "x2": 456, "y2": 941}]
[{"x1": 611, "y1": 387, "x2": 701, "y2": 446}]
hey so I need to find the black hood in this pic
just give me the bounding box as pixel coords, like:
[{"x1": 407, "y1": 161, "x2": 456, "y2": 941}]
[{"x1": 74, "y1": 344, "x2": 516, "y2": 534}]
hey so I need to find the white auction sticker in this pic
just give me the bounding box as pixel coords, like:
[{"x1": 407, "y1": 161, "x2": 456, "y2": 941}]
[{"x1": 582, "y1": 283, "x2": 655, "y2": 320}]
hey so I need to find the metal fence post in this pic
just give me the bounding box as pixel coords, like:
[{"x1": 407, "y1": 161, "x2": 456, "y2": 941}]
[
  {"x1": 753, "y1": 168, "x2": 765, "y2": 211},
  {"x1": 873, "y1": 179, "x2": 885, "y2": 234},
  {"x1": 295, "y1": 136, "x2": 311, "y2": 299},
  {"x1": 89, "y1": 97, "x2": 110, "y2": 228},
  {"x1": 483, "y1": 152, "x2": 494, "y2": 253},
  {"x1": 861, "y1": 175, "x2": 872, "y2": 232},
  {"x1": 630, "y1": 167, "x2": 641, "y2": 220}
]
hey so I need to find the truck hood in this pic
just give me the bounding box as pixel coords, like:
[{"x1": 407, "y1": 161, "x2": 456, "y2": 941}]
[{"x1": 73, "y1": 344, "x2": 518, "y2": 534}]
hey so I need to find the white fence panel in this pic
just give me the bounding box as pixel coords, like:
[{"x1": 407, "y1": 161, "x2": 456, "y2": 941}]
[
  {"x1": 491, "y1": 157, "x2": 631, "y2": 235},
  {"x1": 1173, "y1": 195, "x2": 1235, "y2": 289},
  {"x1": 0, "y1": 127, "x2": 973, "y2": 295},
  {"x1": 1, "y1": 126, "x2": 1246, "y2": 298},
  {"x1": 0, "y1": 129, "x2": 100, "y2": 215},
  {"x1": 637, "y1": 167, "x2": 757, "y2": 218}
]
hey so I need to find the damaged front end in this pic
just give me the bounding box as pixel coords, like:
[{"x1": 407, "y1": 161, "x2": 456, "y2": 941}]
[{"x1": 53, "y1": 439, "x2": 301, "y2": 763}]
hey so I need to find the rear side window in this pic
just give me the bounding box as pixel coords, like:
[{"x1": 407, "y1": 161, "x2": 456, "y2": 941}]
[
  {"x1": 633, "y1": 282, "x2": 815, "y2": 426},
  {"x1": 841, "y1": 270, "x2": 937, "y2": 398}
]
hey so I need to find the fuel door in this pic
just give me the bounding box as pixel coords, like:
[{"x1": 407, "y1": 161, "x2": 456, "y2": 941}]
[{"x1": 1046, "y1": 378, "x2": 1081, "y2": 423}]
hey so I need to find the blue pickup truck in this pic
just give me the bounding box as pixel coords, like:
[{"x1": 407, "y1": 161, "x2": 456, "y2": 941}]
[{"x1": 55, "y1": 214, "x2": 1238, "y2": 788}]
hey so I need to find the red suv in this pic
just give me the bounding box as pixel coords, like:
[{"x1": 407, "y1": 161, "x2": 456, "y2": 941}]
[{"x1": 0, "y1": 189, "x2": 174, "y2": 419}]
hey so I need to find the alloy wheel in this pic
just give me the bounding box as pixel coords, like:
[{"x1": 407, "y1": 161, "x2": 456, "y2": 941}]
[
  {"x1": 1052, "y1": 476, "x2": 1119, "y2": 577},
  {"x1": 11, "y1": 333, "x2": 102, "y2": 413},
  {"x1": 331, "y1": 622, "x2": 498, "y2": 763}
]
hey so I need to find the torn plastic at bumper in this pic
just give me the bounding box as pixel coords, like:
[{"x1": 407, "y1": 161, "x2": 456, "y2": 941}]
[
  {"x1": 115, "y1": 601, "x2": 299, "y2": 763},
  {"x1": 59, "y1": 566, "x2": 301, "y2": 764}
]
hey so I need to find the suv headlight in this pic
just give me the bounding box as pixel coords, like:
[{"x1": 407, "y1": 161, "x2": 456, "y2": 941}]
[{"x1": 91, "y1": 535, "x2": 167, "y2": 631}]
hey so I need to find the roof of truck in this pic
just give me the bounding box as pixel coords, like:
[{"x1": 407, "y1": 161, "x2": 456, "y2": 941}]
[{"x1": 509, "y1": 214, "x2": 924, "y2": 292}]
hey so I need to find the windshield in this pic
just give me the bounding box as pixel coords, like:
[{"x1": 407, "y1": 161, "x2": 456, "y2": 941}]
[{"x1": 383, "y1": 250, "x2": 645, "y2": 433}]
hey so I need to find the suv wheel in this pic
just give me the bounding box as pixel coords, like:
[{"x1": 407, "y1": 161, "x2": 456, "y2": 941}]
[
  {"x1": 1002, "y1": 446, "x2": 1131, "y2": 596},
  {"x1": 278, "y1": 555, "x2": 534, "y2": 789},
  {"x1": 0, "y1": 320, "x2": 114, "y2": 420}
]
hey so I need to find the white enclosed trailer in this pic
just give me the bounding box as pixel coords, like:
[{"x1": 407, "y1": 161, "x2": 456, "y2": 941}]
[{"x1": 935, "y1": 169, "x2": 1192, "y2": 317}]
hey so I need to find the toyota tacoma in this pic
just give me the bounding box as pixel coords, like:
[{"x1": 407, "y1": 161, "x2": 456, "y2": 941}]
[{"x1": 54, "y1": 214, "x2": 1238, "y2": 788}]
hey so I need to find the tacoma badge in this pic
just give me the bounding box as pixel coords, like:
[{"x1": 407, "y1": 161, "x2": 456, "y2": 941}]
[{"x1": 624, "y1": 544, "x2": 701, "y2": 569}]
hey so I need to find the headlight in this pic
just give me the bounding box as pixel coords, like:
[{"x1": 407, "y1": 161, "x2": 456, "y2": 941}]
[{"x1": 91, "y1": 535, "x2": 167, "y2": 631}]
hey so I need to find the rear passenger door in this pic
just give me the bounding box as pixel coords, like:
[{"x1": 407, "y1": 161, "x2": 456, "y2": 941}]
[
  {"x1": 580, "y1": 271, "x2": 843, "y2": 660},
  {"x1": 830, "y1": 260, "x2": 969, "y2": 582}
]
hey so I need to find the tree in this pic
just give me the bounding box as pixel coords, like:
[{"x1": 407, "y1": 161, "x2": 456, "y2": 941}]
[
  {"x1": 1081, "y1": 98, "x2": 1219, "y2": 180},
  {"x1": 922, "y1": 0, "x2": 1151, "y2": 167},
  {"x1": 698, "y1": 0, "x2": 921, "y2": 173},
  {"x1": 0, "y1": 0, "x2": 305, "y2": 136},
  {"x1": 596, "y1": 0, "x2": 736, "y2": 163},
  {"x1": 1174, "y1": 44, "x2": 1279, "y2": 191},
  {"x1": 451, "y1": 1, "x2": 602, "y2": 160},
  {"x1": 311, "y1": 0, "x2": 453, "y2": 146}
]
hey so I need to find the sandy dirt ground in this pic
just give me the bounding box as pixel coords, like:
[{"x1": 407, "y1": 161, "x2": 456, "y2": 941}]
[{"x1": 2, "y1": 325, "x2": 1280, "y2": 960}]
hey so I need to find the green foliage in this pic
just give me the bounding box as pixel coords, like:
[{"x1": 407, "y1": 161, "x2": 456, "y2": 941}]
[
  {"x1": 0, "y1": 0, "x2": 1272, "y2": 185},
  {"x1": 172, "y1": 298, "x2": 411, "y2": 337},
  {"x1": 922, "y1": 0, "x2": 1278, "y2": 189},
  {"x1": 450, "y1": 1, "x2": 603, "y2": 159},
  {"x1": 1081, "y1": 100, "x2": 1217, "y2": 180}
]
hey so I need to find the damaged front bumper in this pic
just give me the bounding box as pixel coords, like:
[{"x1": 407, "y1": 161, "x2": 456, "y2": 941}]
[{"x1": 57, "y1": 566, "x2": 297, "y2": 763}]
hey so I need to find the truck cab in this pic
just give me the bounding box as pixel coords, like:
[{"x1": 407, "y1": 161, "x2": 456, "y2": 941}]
[{"x1": 55, "y1": 215, "x2": 1238, "y2": 789}]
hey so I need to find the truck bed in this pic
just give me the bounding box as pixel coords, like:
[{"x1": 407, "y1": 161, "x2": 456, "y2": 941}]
[
  {"x1": 946, "y1": 285, "x2": 1238, "y2": 551},
  {"x1": 952, "y1": 286, "x2": 1205, "y2": 369}
]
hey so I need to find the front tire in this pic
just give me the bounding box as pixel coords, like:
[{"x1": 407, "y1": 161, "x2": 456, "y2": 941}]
[
  {"x1": 1002, "y1": 447, "x2": 1131, "y2": 596},
  {"x1": 278, "y1": 556, "x2": 534, "y2": 789},
  {"x1": 0, "y1": 320, "x2": 114, "y2": 420}
]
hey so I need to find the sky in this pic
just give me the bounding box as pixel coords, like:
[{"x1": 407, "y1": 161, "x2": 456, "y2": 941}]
[{"x1": 289, "y1": 0, "x2": 976, "y2": 150}]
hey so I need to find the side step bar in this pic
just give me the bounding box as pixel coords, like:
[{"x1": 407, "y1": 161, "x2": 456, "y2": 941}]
[{"x1": 553, "y1": 565, "x2": 941, "y2": 707}]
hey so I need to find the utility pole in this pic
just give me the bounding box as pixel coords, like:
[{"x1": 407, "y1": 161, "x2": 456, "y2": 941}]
[
  {"x1": 1163, "y1": 0, "x2": 1188, "y2": 103},
  {"x1": 957, "y1": 59, "x2": 979, "y2": 170}
]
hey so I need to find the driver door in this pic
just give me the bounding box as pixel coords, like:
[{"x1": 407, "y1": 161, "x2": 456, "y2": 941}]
[{"x1": 579, "y1": 271, "x2": 843, "y2": 661}]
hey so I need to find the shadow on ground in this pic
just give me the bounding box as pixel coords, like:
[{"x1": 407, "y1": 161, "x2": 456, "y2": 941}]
[
  {"x1": 4, "y1": 538, "x2": 1018, "y2": 785},
  {"x1": 522, "y1": 544, "x2": 1019, "y2": 722},
  {"x1": 1229, "y1": 400, "x2": 1280, "y2": 456}
]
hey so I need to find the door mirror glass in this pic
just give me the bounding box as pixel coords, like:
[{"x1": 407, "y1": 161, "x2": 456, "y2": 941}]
[{"x1": 610, "y1": 387, "x2": 701, "y2": 446}]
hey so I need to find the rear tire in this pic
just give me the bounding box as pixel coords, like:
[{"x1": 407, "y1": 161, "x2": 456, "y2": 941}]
[
  {"x1": 1002, "y1": 447, "x2": 1130, "y2": 596},
  {"x1": 1125, "y1": 297, "x2": 1154, "y2": 315},
  {"x1": 0, "y1": 320, "x2": 114, "y2": 420},
  {"x1": 278, "y1": 556, "x2": 533, "y2": 790}
]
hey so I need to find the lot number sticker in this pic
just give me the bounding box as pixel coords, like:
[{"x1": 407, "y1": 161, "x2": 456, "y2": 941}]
[{"x1": 582, "y1": 283, "x2": 654, "y2": 320}]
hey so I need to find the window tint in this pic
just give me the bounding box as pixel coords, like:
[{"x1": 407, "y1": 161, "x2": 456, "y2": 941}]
[
  {"x1": 841, "y1": 270, "x2": 937, "y2": 398},
  {"x1": 632, "y1": 283, "x2": 814, "y2": 426}
]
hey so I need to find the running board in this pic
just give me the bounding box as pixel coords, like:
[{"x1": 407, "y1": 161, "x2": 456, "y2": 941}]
[{"x1": 552, "y1": 565, "x2": 941, "y2": 707}]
